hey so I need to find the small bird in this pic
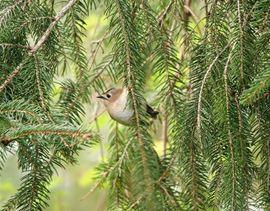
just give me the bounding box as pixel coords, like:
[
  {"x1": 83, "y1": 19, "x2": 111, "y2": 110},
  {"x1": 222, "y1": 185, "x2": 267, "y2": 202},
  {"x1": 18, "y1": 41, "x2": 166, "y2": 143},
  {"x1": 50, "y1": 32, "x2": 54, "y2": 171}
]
[{"x1": 97, "y1": 88, "x2": 159, "y2": 126}]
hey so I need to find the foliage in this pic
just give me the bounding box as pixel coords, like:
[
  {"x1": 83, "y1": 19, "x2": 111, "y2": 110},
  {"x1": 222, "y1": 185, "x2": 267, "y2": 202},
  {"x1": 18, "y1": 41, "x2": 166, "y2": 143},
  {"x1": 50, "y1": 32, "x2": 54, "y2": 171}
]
[
  {"x1": 0, "y1": 0, "x2": 98, "y2": 210},
  {"x1": 0, "y1": 0, "x2": 270, "y2": 210}
]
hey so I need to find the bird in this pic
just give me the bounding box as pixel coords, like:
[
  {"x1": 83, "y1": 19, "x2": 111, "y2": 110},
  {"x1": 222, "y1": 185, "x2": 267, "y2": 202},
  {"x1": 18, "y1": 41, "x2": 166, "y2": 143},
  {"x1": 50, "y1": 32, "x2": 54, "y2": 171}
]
[{"x1": 97, "y1": 88, "x2": 159, "y2": 126}]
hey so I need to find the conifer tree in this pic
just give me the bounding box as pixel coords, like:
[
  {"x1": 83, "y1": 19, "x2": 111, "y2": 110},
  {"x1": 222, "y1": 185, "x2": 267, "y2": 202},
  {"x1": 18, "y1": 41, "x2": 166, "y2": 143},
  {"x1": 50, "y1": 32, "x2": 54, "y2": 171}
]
[{"x1": 0, "y1": 0, "x2": 270, "y2": 210}]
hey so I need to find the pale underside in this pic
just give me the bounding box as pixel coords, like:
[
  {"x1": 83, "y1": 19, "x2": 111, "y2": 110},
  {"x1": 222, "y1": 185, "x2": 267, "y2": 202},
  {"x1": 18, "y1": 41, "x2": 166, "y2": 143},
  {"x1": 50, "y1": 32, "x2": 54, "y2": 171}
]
[{"x1": 106, "y1": 88, "x2": 134, "y2": 125}]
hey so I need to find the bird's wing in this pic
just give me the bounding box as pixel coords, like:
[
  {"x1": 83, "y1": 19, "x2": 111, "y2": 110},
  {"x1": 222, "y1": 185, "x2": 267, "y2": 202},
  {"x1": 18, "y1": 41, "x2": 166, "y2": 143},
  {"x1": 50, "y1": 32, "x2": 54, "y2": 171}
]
[{"x1": 146, "y1": 104, "x2": 159, "y2": 119}]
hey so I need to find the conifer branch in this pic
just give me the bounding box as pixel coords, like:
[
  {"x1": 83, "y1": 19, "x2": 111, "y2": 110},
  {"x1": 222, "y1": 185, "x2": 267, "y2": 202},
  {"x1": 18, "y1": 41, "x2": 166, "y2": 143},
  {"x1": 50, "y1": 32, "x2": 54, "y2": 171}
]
[
  {"x1": 237, "y1": 0, "x2": 244, "y2": 81},
  {"x1": 0, "y1": 43, "x2": 29, "y2": 49},
  {"x1": 0, "y1": 0, "x2": 78, "y2": 93},
  {"x1": 18, "y1": 16, "x2": 54, "y2": 32},
  {"x1": 0, "y1": 129, "x2": 92, "y2": 144},
  {"x1": 0, "y1": 0, "x2": 24, "y2": 27},
  {"x1": 223, "y1": 45, "x2": 237, "y2": 209},
  {"x1": 162, "y1": 111, "x2": 168, "y2": 157},
  {"x1": 259, "y1": 6, "x2": 270, "y2": 32},
  {"x1": 28, "y1": 0, "x2": 78, "y2": 55},
  {"x1": 2, "y1": 0, "x2": 270, "y2": 209},
  {"x1": 89, "y1": 30, "x2": 110, "y2": 70},
  {"x1": 0, "y1": 109, "x2": 42, "y2": 124},
  {"x1": 157, "y1": 0, "x2": 175, "y2": 26},
  {"x1": 196, "y1": 42, "x2": 230, "y2": 131},
  {"x1": 0, "y1": 63, "x2": 24, "y2": 93},
  {"x1": 114, "y1": 0, "x2": 151, "y2": 193},
  {"x1": 81, "y1": 138, "x2": 132, "y2": 200},
  {"x1": 34, "y1": 56, "x2": 46, "y2": 111}
]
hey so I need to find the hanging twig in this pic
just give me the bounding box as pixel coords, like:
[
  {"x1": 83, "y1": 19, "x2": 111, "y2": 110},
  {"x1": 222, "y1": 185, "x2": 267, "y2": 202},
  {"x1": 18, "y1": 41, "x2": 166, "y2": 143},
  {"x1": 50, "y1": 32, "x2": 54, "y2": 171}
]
[
  {"x1": 196, "y1": 42, "x2": 231, "y2": 132},
  {"x1": 162, "y1": 111, "x2": 168, "y2": 157}
]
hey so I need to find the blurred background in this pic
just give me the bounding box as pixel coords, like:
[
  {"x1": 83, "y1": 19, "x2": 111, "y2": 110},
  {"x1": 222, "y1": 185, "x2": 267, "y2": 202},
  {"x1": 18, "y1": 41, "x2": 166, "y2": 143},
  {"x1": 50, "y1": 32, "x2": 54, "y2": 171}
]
[{"x1": 0, "y1": 1, "x2": 204, "y2": 210}]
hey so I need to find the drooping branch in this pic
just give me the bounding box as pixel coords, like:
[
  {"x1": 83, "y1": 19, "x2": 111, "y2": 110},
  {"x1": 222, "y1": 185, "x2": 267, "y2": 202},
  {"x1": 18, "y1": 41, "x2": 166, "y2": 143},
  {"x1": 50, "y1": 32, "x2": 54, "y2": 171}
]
[
  {"x1": 114, "y1": 0, "x2": 150, "y2": 184},
  {"x1": 196, "y1": 42, "x2": 231, "y2": 132},
  {"x1": 28, "y1": 0, "x2": 78, "y2": 55},
  {"x1": 0, "y1": 63, "x2": 24, "y2": 93},
  {"x1": 0, "y1": 129, "x2": 92, "y2": 144},
  {"x1": 0, "y1": 0, "x2": 24, "y2": 27},
  {"x1": 223, "y1": 45, "x2": 237, "y2": 210},
  {"x1": 0, "y1": 0, "x2": 78, "y2": 93}
]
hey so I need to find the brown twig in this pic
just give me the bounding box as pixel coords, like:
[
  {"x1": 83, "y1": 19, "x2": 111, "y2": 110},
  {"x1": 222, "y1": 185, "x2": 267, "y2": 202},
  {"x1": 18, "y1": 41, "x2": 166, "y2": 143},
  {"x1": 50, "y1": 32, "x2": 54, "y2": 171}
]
[
  {"x1": 0, "y1": 43, "x2": 29, "y2": 49},
  {"x1": 0, "y1": 0, "x2": 78, "y2": 93},
  {"x1": 0, "y1": 130, "x2": 92, "y2": 145},
  {"x1": 259, "y1": 6, "x2": 270, "y2": 32},
  {"x1": 162, "y1": 111, "x2": 168, "y2": 157},
  {"x1": 157, "y1": 0, "x2": 175, "y2": 27},
  {"x1": 0, "y1": 0, "x2": 24, "y2": 26},
  {"x1": 255, "y1": 90, "x2": 270, "y2": 102},
  {"x1": 158, "y1": 154, "x2": 176, "y2": 182},
  {"x1": 0, "y1": 63, "x2": 24, "y2": 93},
  {"x1": 181, "y1": 0, "x2": 192, "y2": 61},
  {"x1": 28, "y1": 0, "x2": 77, "y2": 55},
  {"x1": 80, "y1": 171, "x2": 109, "y2": 201}
]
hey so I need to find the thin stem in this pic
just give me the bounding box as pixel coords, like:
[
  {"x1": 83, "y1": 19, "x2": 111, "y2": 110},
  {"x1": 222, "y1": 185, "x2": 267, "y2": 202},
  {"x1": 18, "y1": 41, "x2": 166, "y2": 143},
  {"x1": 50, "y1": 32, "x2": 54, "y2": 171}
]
[
  {"x1": 237, "y1": 0, "x2": 244, "y2": 81},
  {"x1": 223, "y1": 44, "x2": 236, "y2": 210},
  {"x1": 162, "y1": 111, "x2": 168, "y2": 157},
  {"x1": 0, "y1": 63, "x2": 24, "y2": 93},
  {"x1": 196, "y1": 42, "x2": 230, "y2": 132}
]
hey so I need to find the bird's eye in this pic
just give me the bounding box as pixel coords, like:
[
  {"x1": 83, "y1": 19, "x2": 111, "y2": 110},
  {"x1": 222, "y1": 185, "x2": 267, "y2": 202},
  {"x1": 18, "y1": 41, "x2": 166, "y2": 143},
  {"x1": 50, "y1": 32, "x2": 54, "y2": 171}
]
[{"x1": 106, "y1": 94, "x2": 111, "y2": 98}]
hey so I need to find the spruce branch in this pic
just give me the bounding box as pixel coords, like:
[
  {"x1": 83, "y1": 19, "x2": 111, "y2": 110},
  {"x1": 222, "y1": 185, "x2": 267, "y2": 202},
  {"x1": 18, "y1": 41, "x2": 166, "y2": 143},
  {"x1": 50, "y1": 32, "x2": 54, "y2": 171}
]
[
  {"x1": 237, "y1": 0, "x2": 244, "y2": 81},
  {"x1": 259, "y1": 6, "x2": 270, "y2": 32},
  {"x1": 88, "y1": 30, "x2": 110, "y2": 71},
  {"x1": 196, "y1": 42, "x2": 231, "y2": 132},
  {"x1": 17, "y1": 16, "x2": 54, "y2": 33},
  {"x1": 88, "y1": 56, "x2": 113, "y2": 85},
  {"x1": 0, "y1": 0, "x2": 24, "y2": 27},
  {"x1": 0, "y1": 63, "x2": 24, "y2": 93},
  {"x1": 223, "y1": 44, "x2": 237, "y2": 209},
  {"x1": 158, "y1": 154, "x2": 176, "y2": 183},
  {"x1": 0, "y1": 129, "x2": 92, "y2": 144},
  {"x1": 28, "y1": 0, "x2": 78, "y2": 55},
  {"x1": 157, "y1": 0, "x2": 175, "y2": 27},
  {"x1": 82, "y1": 139, "x2": 132, "y2": 200},
  {"x1": 114, "y1": 0, "x2": 151, "y2": 193},
  {"x1": 162, "y1": 111, "x2": 168, "y2": 157},
  {"x1": 0, "y1": 0, "x2": 78, "y2": 93},
  {"x1": 80, "y1": 170, "x2": 109, "y2": 201},
  {"x1": 34, "y1": 55, "x2": 46, "y2": 111},
  {"x1": 0, "y1": 43, "x2": 29, "y2": 49},
  {"x1": 127, "y1": 196, "x2": 143, "y2": 210},
  {"x1": 0, "y1": 109, "x2": 42, "y2": 124}
]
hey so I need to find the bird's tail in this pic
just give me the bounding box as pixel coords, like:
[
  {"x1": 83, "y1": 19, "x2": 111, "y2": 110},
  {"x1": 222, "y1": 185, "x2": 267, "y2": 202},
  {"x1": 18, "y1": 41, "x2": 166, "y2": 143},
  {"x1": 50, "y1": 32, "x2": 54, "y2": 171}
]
[{"x1": 146, "y1": 104, "x2": 159, "y2": 119}]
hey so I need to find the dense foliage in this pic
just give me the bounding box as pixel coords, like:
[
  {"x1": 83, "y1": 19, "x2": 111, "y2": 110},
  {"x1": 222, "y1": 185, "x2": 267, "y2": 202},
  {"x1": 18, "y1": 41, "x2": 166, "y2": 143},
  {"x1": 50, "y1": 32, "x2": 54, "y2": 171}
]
[{"x1": 0, "y1": 0, "x2": 270, "y2": 210}]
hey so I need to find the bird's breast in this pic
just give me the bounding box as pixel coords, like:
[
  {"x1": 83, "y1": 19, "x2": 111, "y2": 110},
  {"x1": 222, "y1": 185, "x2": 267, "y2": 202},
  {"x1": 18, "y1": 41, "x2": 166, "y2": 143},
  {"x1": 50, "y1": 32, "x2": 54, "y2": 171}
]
[
  {"x1": 106, "y1": 91, "x2": 134, "y2": 125},
  {"x1": 108, "y1": 107, "x2": 134, "y2": 125}
]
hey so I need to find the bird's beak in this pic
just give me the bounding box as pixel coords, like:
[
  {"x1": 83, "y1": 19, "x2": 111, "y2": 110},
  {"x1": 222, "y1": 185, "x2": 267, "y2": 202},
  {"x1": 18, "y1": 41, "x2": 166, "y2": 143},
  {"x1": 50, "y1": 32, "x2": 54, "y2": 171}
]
[{"x1": 97, "y1": 95, "x2": 106, "y2": 100}]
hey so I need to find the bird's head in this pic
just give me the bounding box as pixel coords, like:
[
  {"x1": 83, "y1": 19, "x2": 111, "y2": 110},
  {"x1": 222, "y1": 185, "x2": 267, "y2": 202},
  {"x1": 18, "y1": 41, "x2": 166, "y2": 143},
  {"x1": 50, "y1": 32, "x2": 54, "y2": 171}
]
[{"x1": 97, "y1": 88, "x2": 124, "y2": 107}]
